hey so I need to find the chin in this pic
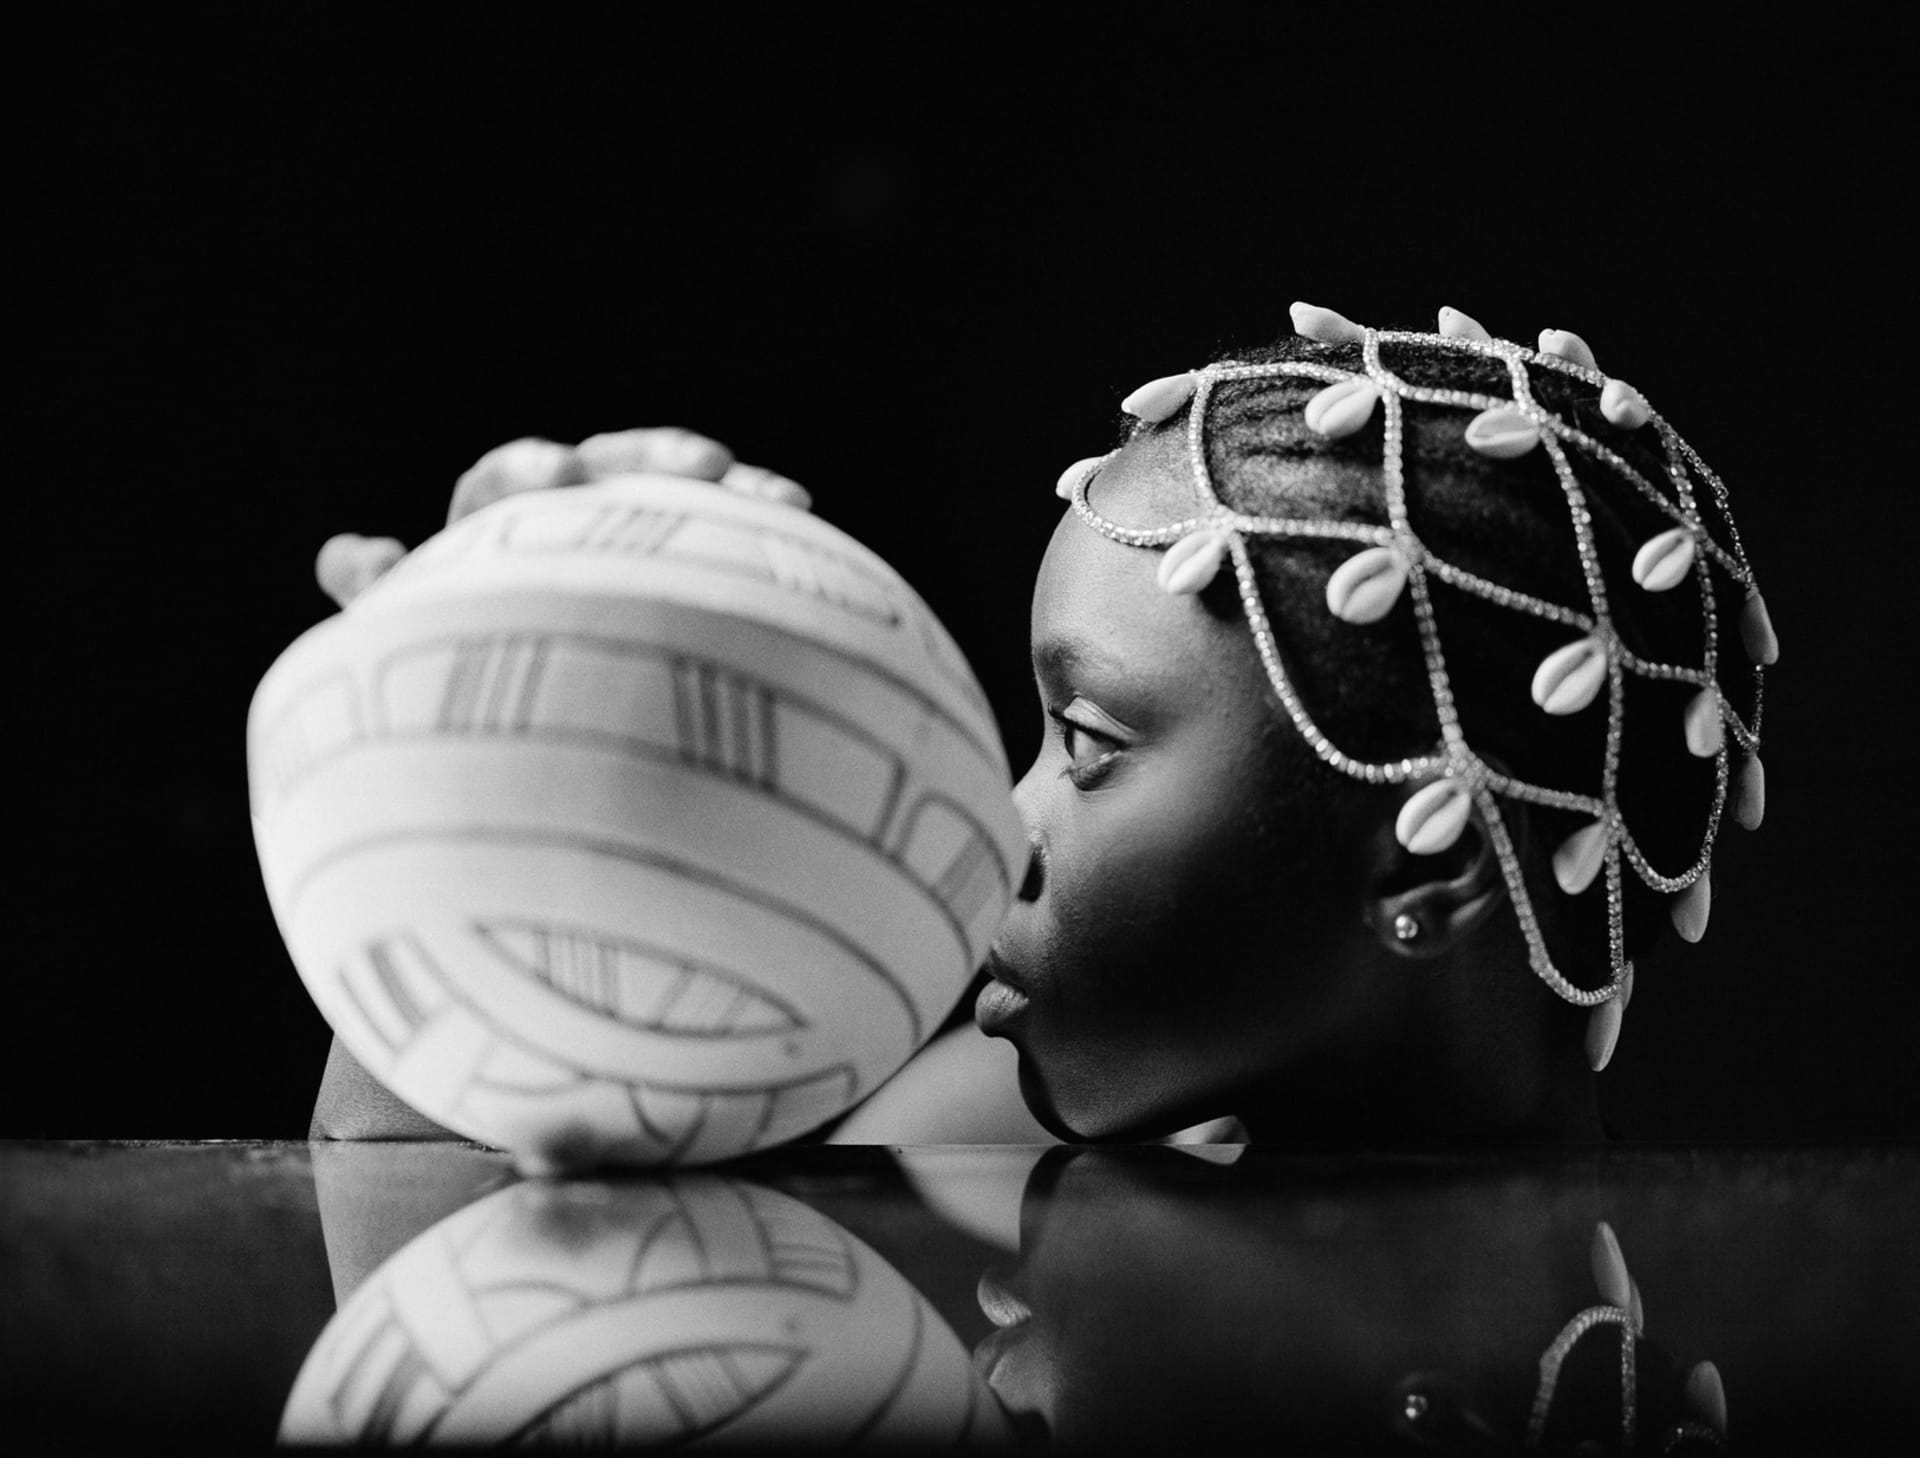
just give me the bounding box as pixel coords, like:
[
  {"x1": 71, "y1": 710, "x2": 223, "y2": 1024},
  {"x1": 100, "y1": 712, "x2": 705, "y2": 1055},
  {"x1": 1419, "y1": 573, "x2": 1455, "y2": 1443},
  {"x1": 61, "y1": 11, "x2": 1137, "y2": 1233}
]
[{"x1": 1012, "y1": 1051, "x2": 1186, "y2": 1144}]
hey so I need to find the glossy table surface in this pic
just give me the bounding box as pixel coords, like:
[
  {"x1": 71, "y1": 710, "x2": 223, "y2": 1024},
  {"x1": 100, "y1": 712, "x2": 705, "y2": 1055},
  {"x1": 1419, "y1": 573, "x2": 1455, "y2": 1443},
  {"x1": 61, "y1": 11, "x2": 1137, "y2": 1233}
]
[{"x1": 4, "y1": 1141, "x2": 1914, "y2": 1452}]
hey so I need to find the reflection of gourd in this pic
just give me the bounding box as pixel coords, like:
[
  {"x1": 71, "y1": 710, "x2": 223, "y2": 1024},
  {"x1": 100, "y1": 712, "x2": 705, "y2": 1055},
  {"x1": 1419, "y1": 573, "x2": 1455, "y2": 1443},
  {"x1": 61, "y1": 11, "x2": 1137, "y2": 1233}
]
[
  {"x1": 249, "y1": 475, "x2": 1025, "y2": 1164},
  {"x1": 281, "y1": 1174, "x2": 1008, "y2": 1447}
]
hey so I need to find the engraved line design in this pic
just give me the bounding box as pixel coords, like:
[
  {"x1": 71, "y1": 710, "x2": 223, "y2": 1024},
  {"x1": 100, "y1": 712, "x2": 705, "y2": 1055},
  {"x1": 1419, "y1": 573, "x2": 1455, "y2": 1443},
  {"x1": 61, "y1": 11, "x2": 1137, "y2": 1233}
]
[
  {"x1": 870, "y1": 761, "x2": 908, "y2": 846},
  {"x1": 293, "y1": 829, "x2": 936, "y2": 1043},
  {"x1": 755, "y1": 1066, "x2": 859, "y2": 1146},
  {"x1": 631, "y1": 1088, "x2": 705, "y2": 1162},
  {"x1": 332, "y1": 1312, "x2": 432, "y2": 1441},
  {"x1": 335, "y1": 963, "x2": 399, "y2": 1056},
  {"x1": 267, "y1": 610, "x2": 1002, "y2": 805},
  {"x1": 485, "y1": 499, "x2": 900, "y2": 627},
  {"x1": 253, "y1": 669, "x2": 364, "y2": 807},
  {"x1": 757, "y1": 684, "x2": 778, "y2": 789},
  {"x1": 367, "y1": 941, "x2": 428, "y2": 1034},
  {"x1": 508, "y1": 1345, "x2": 803, "y2": 1446},
  {"x1": 511, "y1": 635, "x2": 549, "y2": 733},
  {"x1": 742, "y1": 1185, "x2": 859, "y2": 1299},
  {"x1": 473, "y1": 919, "x2": 808, "y2": 1038},
  {"x1": 495, "y1": 504, "x2": 683, "y2": 557},
  {"x1": 313, "y1": 1183, "x2": 873, "y2": 1445},
  {"x1": 332, "y1": 921, "x2": 887, "y2": 1118},
  {"x1": 364, "y1": 631, "x2": 1011, "y2": 951}
]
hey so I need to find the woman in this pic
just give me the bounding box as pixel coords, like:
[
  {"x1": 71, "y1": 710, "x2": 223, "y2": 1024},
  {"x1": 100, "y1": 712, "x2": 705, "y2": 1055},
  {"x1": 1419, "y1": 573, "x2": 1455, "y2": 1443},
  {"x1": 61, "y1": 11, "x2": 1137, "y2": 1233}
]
[{"x1": 312, "y1": 302, "x2": 1773, "y2": 1148}]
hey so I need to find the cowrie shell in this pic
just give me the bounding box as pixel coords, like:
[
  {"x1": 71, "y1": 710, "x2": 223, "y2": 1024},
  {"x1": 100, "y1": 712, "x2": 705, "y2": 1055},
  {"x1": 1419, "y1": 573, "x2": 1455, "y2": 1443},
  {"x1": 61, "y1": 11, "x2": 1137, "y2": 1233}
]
[
  {"x1": 1464, "y1": 405, "x2": 1541, "y2": 458},
  {"x1": 1684, "y1": 687, "x2": 1724, "y2": 758},
  {"x1": 1055, "y1": 455, "x2": 1103, "y2": 501},
  {"x1": 1538, "y1": 328, "x2": 1599, "y2": 372},
  {"x1": 1740, "y1": 588, "x2": 1780, "y2": 665},
  {"x1": 1303, "y1": 376, "x2": 1381, "y2": 439},
  {"x1": 1289, "y1": 301, "x2": 1365, "y2": 344},
  {"x1": 1632, "y1": 526, "x2": 1696, "y2": 592},
  {"x1": 1735, "y1": 754, "x2": 1766, "y2": 830},
  {"x1": 1671, "y1": 874, "x2": 1711, "y2": 943},
  {"x1": 1325, "y1": 545, "x2": 1409, "y2": 624},
  {"x1": 1620, "y1": 959, "x2": 1635, "y2": 1012},
  {"x1": 1157, "y1": 529, "x2": 1230, "y2": 596},
  {"x1": 1586, "y1": 995, "x2": 1625, "y2": 1072},
  {"x1": 1553, "y1": 819, "x2": 1609, "y2": 895},
  {"x1": 1120, "y1": 372, "x2": 1196, "y2": 424},
  {"x1": 1686, "y1": 1361, "x2": 1728, "y2": 1435},
  {"x1": 1437, "y1": 305, "x2": 1491, "y2": 341},
  {"x1": 1531, "y1": 636, "x2": 1608, "y2": 716},
  {"x1": 1590, "y1": 1222, "x2": 1632, "y2": 1307},
  {"x1": 1600, "y1": 378, "x2": 1651, "y2": 430},
  {"x1": 1395, "y1": 777, "x2": 1472, "y2": 856}
]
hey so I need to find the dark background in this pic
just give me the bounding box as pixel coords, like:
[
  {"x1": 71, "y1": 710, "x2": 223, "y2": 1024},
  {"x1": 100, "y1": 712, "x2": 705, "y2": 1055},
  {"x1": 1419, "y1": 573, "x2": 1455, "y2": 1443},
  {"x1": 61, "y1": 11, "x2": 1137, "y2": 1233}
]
[{"x1": 14, "y1": 9, "x2": 1912, "y2": 1140}]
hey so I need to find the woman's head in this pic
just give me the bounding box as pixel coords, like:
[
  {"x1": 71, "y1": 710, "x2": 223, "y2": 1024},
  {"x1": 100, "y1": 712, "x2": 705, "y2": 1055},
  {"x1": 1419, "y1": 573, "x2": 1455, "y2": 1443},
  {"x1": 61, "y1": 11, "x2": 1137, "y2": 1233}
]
[{"x1": 982, "y1": 307, "x2": 1770, "y2": 1141}]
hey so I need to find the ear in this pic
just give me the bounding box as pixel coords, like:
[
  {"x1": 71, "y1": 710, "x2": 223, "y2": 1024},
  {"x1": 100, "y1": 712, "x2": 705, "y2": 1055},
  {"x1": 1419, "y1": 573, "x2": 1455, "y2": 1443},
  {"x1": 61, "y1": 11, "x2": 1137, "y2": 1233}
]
[{"x1": 1365, "y1": 783, "x2": 1512, "y2": 961}]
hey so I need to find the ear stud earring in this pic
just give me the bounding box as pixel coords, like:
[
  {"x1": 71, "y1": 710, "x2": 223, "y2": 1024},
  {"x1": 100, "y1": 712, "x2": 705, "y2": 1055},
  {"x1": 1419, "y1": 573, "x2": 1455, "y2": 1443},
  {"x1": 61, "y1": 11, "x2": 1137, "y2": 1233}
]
[{"x1": 1392, "y1": 913, "x2": 1421, "y2": 942}]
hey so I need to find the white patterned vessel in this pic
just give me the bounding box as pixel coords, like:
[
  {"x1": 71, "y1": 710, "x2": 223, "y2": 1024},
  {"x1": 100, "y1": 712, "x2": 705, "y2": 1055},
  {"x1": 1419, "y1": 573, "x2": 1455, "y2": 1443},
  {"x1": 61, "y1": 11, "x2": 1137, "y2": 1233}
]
[
  {"x1": 249, "y1": 474, "x2": 1024, "y2": 1164},
  {"x1": 281, "y1": 1175, "x2": 1009, "y2": 1445}
]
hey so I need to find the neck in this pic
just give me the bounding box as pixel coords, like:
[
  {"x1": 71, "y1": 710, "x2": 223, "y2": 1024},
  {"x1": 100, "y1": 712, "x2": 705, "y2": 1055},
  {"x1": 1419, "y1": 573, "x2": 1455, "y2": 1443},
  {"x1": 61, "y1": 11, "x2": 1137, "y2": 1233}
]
[{"x1": 1232, "y1": 953, "x2": 1607, "y2": 1145}]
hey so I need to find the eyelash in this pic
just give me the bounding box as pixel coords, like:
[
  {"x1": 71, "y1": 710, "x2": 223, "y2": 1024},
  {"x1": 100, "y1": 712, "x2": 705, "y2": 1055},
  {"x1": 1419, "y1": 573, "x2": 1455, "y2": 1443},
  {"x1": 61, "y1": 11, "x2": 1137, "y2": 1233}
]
[{"x1": 1048, "y1": 707, "x2": 1122, "y2": 789}]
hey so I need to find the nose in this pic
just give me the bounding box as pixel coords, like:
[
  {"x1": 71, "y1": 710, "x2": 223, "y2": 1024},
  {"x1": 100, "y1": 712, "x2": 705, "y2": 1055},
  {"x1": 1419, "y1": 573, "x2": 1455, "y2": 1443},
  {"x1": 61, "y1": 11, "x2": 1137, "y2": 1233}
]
[
  {"x1": 1011, "y1": 758, "x2": 1046, "y2": 903},
  {"x1": 1015, "y1": 840, "x2": 1045, "y2": 902}
]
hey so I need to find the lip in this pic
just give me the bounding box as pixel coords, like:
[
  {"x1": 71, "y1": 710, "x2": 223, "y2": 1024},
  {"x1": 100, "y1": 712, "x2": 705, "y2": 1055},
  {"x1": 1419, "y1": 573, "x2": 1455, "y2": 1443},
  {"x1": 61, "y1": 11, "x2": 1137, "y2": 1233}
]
[
  {"x1": 971, "y1": 1270, "x2": 1033, "y2": 1390},
  {"x1": 981, "y1": 951, "x2": 1030, "y2": 994},
  {"x1": 972, "y1": 1324, "x2": 1023, "y2": 1390},
  {"x1": 975, "y1": 1269, "x2": 1032, "y2": 1329},
  {"x1": 975, "y1": 964, "x2": 1031, "y2": 1033}
]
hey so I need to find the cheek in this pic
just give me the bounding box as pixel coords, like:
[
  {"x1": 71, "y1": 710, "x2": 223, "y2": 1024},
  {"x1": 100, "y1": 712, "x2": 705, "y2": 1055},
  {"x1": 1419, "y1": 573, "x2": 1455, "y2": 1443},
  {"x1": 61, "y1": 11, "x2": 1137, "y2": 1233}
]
[
  {"x1": 1031, "y1": 784, "x2": 1209, "y2": 978},
  {"x1": 1046, "y1": 760, "x2": 1281, "y2": 969},
  {"x1": 1013, "y1": 754, "x2": 1374, "y2": 1126},
  {"x1": 1019, "y1": 788, "x2": 1291, "y2": 1087}
]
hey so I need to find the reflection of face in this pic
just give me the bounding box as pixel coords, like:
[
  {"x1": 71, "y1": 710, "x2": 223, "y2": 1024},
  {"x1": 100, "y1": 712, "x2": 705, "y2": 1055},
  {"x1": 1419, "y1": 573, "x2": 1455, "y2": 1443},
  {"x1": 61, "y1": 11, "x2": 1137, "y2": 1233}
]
[
  {"x1": 978, "y1": 434, "x2": 1381, "y2": 1140},
  {"x1": 972, "y1": 1150, "x2": 1609, "y2": 1450},
  {"x1": 972, "y1": 1150, "x2": 1375, "y2": 1448}
]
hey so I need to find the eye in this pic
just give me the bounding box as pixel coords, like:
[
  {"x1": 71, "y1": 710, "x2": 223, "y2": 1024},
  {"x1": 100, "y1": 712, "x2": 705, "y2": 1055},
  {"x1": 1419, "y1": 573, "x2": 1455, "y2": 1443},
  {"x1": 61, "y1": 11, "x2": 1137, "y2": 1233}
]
[{"x1": 1048, "y1": 697, "x2": 1126, "y2": 788}]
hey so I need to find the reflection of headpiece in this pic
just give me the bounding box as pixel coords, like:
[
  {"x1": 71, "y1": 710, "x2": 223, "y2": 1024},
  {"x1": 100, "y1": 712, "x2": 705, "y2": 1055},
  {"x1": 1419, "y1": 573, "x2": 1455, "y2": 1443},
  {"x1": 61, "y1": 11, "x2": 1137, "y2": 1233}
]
[
  {"x1": 1522, "y1": 1222, "x2": 1727, "y2": 1450},
  {"x1": 1060, "y1": 303, "x2": 1774, "y2": 1071}
]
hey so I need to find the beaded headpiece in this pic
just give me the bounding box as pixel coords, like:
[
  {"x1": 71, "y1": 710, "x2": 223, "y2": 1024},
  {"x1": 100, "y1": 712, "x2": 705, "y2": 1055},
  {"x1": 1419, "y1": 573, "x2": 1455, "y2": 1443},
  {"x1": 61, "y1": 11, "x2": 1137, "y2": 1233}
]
[{"x1": 1058, "y1": 303, "x2": 1775, "y2": 1071}]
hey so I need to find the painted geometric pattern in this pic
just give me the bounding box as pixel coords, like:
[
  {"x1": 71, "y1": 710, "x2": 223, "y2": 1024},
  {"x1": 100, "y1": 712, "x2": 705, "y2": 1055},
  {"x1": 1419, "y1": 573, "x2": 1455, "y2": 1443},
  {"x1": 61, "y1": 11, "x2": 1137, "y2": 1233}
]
[
  {"x1": 619, "y1": 1065, "x2": 860, "y2": 1165},
  {"x1": 261, "y1": 617, "x2": 1011, "y2": 954},
  {"x1": 514, "y1": 1345, "x2": 803, "y2": 1444},
  {"x1": 309, "y1": 1181, "x2": 861, "y2": 1444},
  {"x1": 331, "y1": 932, "x2": 863, "y2": 1160},
  {"x1": 424, "y1": 486, "x2": 994, "y2": 726},
  {"x1": 367, "y1": 631, "x2": 1008, "y2": 948},
  {"x1": 474, "y1": 919, "x2": 805, "y2": 1037},
  {"x1": 490, "y1": 500, "x2": 904, "y2": 627},
  {"x1": 893, "y1": 796, "x2": 1005, "y2": 940},
  {"x1": 252, "y1": 669, "x2": 362, "y2": 804}
]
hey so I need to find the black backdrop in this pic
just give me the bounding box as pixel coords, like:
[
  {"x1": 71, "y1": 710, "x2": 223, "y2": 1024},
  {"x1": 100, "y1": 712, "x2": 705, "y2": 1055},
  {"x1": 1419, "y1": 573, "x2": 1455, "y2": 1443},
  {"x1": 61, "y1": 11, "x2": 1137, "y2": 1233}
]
[{"x1": 15, "y1": 9, "x2": 1913, "y2": 1140}]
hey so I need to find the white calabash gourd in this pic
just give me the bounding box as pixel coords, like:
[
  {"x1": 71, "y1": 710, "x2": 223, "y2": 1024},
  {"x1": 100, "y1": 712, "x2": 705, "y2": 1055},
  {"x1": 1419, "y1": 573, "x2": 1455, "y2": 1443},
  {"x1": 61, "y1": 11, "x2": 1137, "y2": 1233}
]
[
  {"x1": 281, "y1": 1176, "x2": 1006, "y2": 1446},
  {"x1": 248, "y1": 475, "x2": 1026, "y2": 1165}
]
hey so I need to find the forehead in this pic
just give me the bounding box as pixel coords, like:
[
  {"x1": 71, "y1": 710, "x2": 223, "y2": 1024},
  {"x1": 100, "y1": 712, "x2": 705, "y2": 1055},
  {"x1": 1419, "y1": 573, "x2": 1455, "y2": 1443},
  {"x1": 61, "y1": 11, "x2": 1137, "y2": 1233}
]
[{"x1": 1031, "y1": 431, "x2": 1261, "y2": 701}]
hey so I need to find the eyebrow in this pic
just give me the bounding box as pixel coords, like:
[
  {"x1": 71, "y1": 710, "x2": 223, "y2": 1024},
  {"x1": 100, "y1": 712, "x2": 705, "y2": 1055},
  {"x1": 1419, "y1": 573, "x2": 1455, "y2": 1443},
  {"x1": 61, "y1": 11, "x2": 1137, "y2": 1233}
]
[{"x1": 1031, "y1": 633, "x2": 1127, "y2": 686}]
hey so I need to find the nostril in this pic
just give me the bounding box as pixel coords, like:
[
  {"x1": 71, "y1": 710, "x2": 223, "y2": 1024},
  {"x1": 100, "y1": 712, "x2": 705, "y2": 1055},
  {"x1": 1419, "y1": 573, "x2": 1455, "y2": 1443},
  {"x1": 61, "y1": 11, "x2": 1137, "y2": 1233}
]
[{"x1": 1017, "y1": 840, "x2": 1045, "y2": 902}]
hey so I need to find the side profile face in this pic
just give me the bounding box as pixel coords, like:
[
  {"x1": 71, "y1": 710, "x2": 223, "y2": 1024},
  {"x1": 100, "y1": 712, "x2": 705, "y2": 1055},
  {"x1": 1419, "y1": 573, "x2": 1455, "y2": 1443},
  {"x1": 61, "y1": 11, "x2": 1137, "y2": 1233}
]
[
  {"x1": 979, "y1": 432, "x2": 1396, "y2": 1140},
  {"x1": 974, "y1": 1151, "x2": 1450, "y2": 1446}
]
